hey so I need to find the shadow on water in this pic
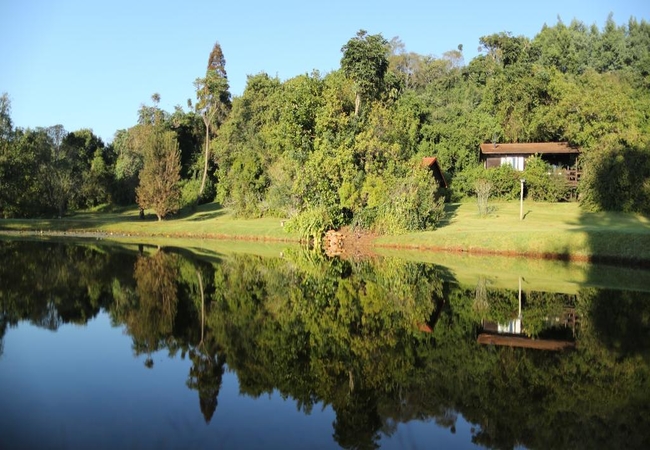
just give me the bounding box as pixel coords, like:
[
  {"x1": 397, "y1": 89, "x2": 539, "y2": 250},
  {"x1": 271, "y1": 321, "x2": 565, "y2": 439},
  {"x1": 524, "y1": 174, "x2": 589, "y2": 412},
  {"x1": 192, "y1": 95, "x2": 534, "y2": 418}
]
[{"x1": 570, "y1": 150, "x2": 650, "y2": 361}]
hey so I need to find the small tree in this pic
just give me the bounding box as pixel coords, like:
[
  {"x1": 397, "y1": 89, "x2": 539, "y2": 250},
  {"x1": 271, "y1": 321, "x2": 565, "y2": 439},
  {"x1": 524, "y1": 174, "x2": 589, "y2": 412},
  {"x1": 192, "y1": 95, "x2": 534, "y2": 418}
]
[
  {"x1": 136, "y1": 130, "x2": 182, "y2": 220},
  {"x1": 475, "y1": 178, "x2": 493, "y2": 217}
]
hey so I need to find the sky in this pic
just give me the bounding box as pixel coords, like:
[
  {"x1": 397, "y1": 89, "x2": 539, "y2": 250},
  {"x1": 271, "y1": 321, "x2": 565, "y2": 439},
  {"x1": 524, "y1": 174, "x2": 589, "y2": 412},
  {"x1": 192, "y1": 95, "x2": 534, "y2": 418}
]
[{"x1": 1, "y1": 0, "x2": 647, "y2": 144}]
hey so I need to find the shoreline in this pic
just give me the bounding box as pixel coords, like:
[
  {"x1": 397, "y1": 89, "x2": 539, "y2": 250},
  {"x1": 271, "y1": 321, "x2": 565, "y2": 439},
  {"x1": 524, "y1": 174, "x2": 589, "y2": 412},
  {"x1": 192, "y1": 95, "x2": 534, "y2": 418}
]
[
  {"x1": 374, "y1": 242, "x2": 650, "y2": 268},
  {"x1": 2, "y1": 228, "x2": 649, "y2": 268}
]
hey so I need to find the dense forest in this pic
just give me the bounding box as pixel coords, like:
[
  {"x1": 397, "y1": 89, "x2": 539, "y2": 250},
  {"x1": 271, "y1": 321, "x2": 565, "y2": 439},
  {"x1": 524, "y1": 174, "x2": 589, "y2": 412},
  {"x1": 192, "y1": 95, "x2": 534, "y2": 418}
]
[
  {"x1": 1, "y1": 240, "x2": 648, "y2": 449},
  {"x1": 1, "y1": 15, "x2": 649, "y2": 235}
]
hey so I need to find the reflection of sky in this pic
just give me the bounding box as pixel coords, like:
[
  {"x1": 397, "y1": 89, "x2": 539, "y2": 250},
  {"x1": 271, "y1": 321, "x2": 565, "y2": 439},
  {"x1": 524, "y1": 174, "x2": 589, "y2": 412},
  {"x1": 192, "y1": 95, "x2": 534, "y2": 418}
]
[
  {"x1": 0, "y1": 312, "x2": 479, "y2": 449},
  {"x1": 380, "y1": 416, "x2": 482, "y2": 450}
]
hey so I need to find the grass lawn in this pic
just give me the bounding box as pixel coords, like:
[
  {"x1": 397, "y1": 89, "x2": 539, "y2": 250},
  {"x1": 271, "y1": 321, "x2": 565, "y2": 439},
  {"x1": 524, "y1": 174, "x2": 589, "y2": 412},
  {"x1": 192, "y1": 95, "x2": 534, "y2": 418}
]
[
  {"x1": 0, "y1": 202, "x2": 300, "y2": 242},
  {"x1": 376, "y1": 201, "x2": 650, "y2": 264},
  {"x1": 1, "y1": 201, "x2": 649, "y2": 265}
]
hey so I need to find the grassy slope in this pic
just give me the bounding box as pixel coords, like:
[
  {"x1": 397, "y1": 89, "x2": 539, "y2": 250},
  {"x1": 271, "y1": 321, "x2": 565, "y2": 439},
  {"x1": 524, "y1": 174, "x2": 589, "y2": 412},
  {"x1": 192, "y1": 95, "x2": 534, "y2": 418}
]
[
  {"x1": 0, "y1": 203, "x2": 300, "y2": 241},
  {"x1": 376, "y1": 201, "x2": 650, "y2": 264},
  {"x1": 1, "y1": 201, "x2": 649, "y2": 264}
]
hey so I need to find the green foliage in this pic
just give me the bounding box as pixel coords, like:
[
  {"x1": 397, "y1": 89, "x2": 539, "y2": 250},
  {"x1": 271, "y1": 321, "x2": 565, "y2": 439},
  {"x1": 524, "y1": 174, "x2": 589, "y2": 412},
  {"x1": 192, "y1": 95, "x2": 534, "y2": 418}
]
[
  {"x1": 0, "y1": 128, "x2": 51, "y2": 217},
  {"x1": 522, "y1": 155, "x2": 569, "y2": 201},
  {"x1": 285, "y1": 205, "x2": 337, "y2": 243},
  {"x1": 447, "y1": 164, "x2": 484, "y2": 201},
  {"x1": 487, "y1": 164, "x2": 521, "y2": 199},
  {"x1": 4, "y1": 15, "x2": 650, "y2": 220},
  {"x1": 136, "y1": 130, "x2": 182, "y2": 220},
  {"x1": 579, "y1": 145, "x2": 650, "y2": 214},
  {"x1": 194, "y1": 41, "x2": 231, "y2": 198},
  {"x1": 370, "y1": 168, "x2": 445, "y2": 234},
  {"x1": 180, "y1": 178, "x2": 201, "y2": 210},
  {"x1": 341, "y1": 30, "x2": 390, "y2": 115}
]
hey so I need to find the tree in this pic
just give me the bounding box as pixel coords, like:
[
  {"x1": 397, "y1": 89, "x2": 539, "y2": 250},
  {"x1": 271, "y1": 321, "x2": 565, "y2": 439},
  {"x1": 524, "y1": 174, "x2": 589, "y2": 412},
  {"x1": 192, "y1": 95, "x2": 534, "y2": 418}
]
[
  {"x1": 40, "y1": 124, "x2": 75, "y2": 216},
  {"x1": 341, "y1": 30, "x2": 390, "y2": 116},
  {"x1": 0, "y1": 93, "x2": 12, "y2": 142},
  {"x1": 62, "y1": 129, "x2": 112, "y2": 208},
  {"x1": 194, "y1": 42, "x2": 231, "y2": 200},
  {"x1": 136, "y1": 129, "x2": 182, "y2": 220}
]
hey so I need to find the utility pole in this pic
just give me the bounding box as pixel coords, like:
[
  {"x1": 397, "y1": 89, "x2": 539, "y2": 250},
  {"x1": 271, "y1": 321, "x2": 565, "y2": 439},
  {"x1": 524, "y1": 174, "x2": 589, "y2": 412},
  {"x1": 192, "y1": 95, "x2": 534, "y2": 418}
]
[{"x1": 520, "y1": 179, "x2": 525, "y2": 220}]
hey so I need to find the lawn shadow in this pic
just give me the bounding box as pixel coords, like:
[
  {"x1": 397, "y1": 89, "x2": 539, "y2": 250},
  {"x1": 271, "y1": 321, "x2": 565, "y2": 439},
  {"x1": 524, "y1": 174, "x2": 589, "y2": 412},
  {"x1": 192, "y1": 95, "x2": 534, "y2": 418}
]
[
  {"x1": 140, "y1": 202, "x2": 227, "y2": 222},
  {"x1": 436, "y1": 203, "x2": 461, "y2": 228},
  {"x1": 181, "y1": 202, "x2": 227, "y2": 222}
]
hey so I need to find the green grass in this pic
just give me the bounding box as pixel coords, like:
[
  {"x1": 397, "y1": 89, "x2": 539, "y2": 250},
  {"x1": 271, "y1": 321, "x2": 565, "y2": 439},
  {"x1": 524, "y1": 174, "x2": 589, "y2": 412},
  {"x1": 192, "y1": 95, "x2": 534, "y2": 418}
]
[
  {"x1": 2, "y1": 201, "x2": 649, "y2": 266},
  {"x1": 0, "y1": 202, "x2": 300, "y2": 242},
  {"x1": 376, "y1": 201, "x2": 650, "y2": 264}
]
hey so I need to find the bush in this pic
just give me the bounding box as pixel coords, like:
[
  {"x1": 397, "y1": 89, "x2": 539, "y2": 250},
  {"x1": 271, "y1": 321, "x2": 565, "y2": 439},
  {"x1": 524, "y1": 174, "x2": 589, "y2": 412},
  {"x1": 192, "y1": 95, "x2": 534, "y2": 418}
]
[
  {"x1": 370, "y1": 169, "x2": 445, "y2": 234},
  {"x1": 487, "y1": 164, "x2": 520, "y2": 200},
  {"x1": 180, "y1": 179, "x2": 201, "y2": 210},
  {"x1": 522, "y1": 155, "x2": 568, "y2": 202},
  {"x1": 451, "y1": 164, "x2": 519, "y2": 201},
  {"x1": 448, "y1": 164, "x2": 484, "y2": 201},
  {"x1": 580, "y1": 145, "x2": 650, "y2": 214},
  {"x1": 285, "y1": 206, "x2": 337, "y2": 243}
]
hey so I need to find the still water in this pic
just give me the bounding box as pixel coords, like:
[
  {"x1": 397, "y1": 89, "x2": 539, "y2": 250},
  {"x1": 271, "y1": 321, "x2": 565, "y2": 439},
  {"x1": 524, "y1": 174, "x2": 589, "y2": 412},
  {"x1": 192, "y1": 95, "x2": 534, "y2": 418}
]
[{"x1": 0, "y1": 239, "x2": 649, "y2": 449}]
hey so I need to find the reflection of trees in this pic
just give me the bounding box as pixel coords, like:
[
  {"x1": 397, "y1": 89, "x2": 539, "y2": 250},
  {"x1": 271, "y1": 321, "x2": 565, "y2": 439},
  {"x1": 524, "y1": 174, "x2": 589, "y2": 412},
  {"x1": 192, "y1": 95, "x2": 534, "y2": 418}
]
[
  {"x1": 1, "y1": 240, "x2": 649, "y2": 449},
  {"x1": 0, "y1": 313, "x2": 6, "y2": 357},
  {"x1": 0, "y1": 240, "x2": 131, "y2": 330},
  {"x1": 187, "y1": 350, "x2": 226, "y2": 423},
  {"x1": 203, "y1": 252, "x2": 650, "y2": 450},
  {"x1": 182, "y1": 266, "x2": 226, "y2": 424},
  {"x1": 206, "y1": 251, "x2": 445, "y2": 449},
  {"x1": 125, "y1": 250, "x2": 181, "y2": 358},
  {"x1": 579, "y1": 287, "x2": 650, "y2": 360}
]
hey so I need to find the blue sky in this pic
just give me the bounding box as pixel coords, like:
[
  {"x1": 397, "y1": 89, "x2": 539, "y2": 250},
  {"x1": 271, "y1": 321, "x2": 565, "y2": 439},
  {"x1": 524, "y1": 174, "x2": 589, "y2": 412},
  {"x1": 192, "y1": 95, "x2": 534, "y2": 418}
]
[{"x1": 1, "y1": 0, "x2": 647, "y2": 144}]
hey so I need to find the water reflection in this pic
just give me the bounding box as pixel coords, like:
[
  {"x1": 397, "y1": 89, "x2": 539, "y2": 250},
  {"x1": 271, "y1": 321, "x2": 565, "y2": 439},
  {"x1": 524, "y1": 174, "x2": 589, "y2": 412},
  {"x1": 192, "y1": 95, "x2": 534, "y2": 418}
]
[
  {"x1": 476, "y1": 277, "x2": 578, "y2": 351},
  {"x1": 0, "y1": 239, "x2": 649, "y2": 449}
]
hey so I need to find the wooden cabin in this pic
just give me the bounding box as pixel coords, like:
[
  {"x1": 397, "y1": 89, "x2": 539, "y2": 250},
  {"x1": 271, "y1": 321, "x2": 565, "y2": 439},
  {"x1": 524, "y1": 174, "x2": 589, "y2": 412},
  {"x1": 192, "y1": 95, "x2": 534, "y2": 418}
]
[
  {"x1": 480, "y1": 142, "x2": 581, "y2": 186},
  {"x1": 421, "y1": 157, "x2": 448, "y2": 188}
]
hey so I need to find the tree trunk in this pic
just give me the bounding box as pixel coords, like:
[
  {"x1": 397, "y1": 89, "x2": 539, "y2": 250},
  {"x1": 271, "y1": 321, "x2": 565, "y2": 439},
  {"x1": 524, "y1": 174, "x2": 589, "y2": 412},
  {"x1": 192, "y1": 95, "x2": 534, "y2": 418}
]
[
  {"x1": 199, "y1": 117, "x2": 210, "y2": 198},
  {"x1": 354, "y1": 93, "x2": 361, "y2": 117}
]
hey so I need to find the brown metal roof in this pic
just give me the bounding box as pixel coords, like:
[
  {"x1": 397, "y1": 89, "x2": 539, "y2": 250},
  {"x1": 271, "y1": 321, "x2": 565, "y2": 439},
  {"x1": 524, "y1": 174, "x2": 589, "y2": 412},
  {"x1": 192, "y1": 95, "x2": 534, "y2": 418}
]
[{"x1": 480, "y1": 142, "x2": 579, "y2": 155}]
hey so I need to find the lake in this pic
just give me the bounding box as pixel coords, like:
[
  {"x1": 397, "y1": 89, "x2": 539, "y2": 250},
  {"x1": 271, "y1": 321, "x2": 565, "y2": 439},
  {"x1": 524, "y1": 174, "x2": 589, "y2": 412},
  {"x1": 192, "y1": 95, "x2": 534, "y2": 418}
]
[{"x1": 0, "y1": 238, "x2": 649, "y2": 449}]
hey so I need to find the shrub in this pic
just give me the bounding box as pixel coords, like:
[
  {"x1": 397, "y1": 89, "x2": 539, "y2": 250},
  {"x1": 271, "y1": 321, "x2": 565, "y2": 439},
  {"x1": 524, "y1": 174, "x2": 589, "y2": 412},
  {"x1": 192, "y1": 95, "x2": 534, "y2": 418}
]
[
  {"x1": 487, "y1": 164, "x2": 520, "y2": 200},
  {"x1": 448, "y1": 164, "x2": 484, "y2": 201},
  {"x1": 180, "y1": 179, "x2": 200, "y2": 210},
  {"x1": 580, "y1": 145, "x2": 650, "y2": 214},
  {"x1": 285, "y1": 206, "x2": 336, "y2": 243},
  {"x1": 523, "y1": 155, "x2": 568, "y2": 202},
  {"x1": 370, "y1": 169, "x2": 445, "y2": 234}
]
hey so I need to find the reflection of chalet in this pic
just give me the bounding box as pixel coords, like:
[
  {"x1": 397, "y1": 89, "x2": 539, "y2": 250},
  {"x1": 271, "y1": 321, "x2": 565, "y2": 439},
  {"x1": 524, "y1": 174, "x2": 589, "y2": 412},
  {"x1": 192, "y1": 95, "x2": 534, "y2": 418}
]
[
  {"x1": 421, "y1": 157, "x2": 448, "y2": 188},
  {"x1": 480, "y1": 142, "x2": 581, "y2": 186},
  {"x1": 478, "y1": 308, "x2": 578, "y2": 351}
]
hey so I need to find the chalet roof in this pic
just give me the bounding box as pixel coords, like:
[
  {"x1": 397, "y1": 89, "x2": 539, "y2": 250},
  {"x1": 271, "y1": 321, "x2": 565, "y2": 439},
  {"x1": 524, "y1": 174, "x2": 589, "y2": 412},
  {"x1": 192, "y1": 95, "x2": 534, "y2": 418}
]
[
  {"x1": 421, "y1": 157, "x2": 448, "y2": 188},
  {"x1": 480, "y1": 142, "x2": 579, "y2": 155}
]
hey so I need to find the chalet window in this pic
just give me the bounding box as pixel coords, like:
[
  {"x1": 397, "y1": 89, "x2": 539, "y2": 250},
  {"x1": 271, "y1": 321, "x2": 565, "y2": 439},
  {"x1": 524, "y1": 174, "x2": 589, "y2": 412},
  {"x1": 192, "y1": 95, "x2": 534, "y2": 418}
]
[{"x1": 500, "y1": 156, "x2": 524, "y2": 171}]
